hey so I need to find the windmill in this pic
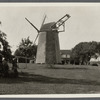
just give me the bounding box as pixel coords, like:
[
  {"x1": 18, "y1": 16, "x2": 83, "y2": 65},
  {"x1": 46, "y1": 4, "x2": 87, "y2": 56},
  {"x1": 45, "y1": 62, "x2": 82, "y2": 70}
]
[{"x1": 25, "y1": 14, "x2": 70, "y2": 64}]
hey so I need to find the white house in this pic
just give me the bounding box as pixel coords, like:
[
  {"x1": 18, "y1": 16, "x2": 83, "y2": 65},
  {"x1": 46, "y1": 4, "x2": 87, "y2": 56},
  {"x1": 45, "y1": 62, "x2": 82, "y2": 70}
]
[{"x1": 90, "y1": 54, "x2": 100, "y2": 65}]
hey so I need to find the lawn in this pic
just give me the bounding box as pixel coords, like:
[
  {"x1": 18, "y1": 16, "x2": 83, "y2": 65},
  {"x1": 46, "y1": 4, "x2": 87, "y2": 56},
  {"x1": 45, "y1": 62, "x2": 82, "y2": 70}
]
[{"x1": 0, "y1": 64, "x2": 100, "y2": 94}]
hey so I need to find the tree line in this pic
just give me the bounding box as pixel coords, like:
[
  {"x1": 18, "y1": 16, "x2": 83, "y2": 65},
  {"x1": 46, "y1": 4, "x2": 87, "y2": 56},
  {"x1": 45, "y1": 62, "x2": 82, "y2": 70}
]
[
  {"x1": 14, "y1": 37, "x2": 37, "y2": 62},
  {"x1": 0, "y1": 28, "x2": 100, "y2": 65},
  {"x1": 71, "y1": 41, "x2": 100, "y2": 65},
  {"x1": 0, "y1": 31, "x2": 37, "y2": 62},
  {"x1": 0, "y1": 31, "x2": 12, "y2": 61}
]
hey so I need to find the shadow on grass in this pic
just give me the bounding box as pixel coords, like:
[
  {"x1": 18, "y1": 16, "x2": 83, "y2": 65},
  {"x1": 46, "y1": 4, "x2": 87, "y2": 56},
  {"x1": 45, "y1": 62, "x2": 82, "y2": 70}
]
[
  {"x1": 47, "y1": 67, "x2": 88, "y2": 70},
  {"x1": 0, "y1": 72, "x2": 100, "y2": 86},
  {"x1": 44, "y1": 64, "x2": 89, "y2": 70}
]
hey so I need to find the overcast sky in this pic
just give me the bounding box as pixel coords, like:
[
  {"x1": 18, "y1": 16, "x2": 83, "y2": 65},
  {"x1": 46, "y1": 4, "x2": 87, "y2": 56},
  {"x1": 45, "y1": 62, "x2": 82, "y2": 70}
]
[{"x1": 0, "y1": 3, "x2": 100, "y2": 53}]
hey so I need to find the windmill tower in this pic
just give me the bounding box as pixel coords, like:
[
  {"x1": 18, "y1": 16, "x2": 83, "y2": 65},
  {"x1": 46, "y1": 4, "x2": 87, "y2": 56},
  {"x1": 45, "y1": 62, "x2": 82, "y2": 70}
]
[{"x1": 25, "y1": 14, "x2": 70, "y2": 64}]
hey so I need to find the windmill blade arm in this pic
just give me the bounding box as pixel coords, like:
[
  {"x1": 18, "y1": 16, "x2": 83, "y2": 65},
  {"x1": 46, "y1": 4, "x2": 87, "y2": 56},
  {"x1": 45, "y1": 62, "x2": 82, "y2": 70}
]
[
  {"x1": 33, "y1": 33, "x2": 39, "y2": 45},
  {"x1": 25, "y1": 18, "x2": 39, "y2": 33},
  {"x1": 40, "y1": 14, "x2": 46, "y2": 29}
]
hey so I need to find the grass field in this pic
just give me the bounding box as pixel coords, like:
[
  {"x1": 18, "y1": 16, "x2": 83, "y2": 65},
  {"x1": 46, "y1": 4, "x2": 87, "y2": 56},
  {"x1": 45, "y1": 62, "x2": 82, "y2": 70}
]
[{"x1": 0, "y1": 63, "x2": 100, "y2": 94}]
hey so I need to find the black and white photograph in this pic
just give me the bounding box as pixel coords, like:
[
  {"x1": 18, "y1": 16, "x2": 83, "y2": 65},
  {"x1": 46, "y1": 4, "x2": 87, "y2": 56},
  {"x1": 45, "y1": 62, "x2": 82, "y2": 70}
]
[{"x1": 0, "y1": 3, "x2": 100, "y2": 96}]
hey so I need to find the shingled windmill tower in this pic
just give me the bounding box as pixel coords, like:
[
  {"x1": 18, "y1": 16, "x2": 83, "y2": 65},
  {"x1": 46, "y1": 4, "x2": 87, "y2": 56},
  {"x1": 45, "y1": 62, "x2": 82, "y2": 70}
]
[{"x1": 25, "y1": 14, "x2": 70, "y2": 64}]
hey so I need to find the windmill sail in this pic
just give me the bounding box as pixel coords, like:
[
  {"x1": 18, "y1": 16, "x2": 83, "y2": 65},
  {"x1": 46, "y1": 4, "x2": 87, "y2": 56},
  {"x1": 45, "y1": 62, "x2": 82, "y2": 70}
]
[
  {"x1": 33, "y1": 14, "x2": 47, "y2": 44},
  {"x1": 51, "y1": 14, "x2": 71, "y2": 29},
  {"x1": 33, "y1": 33, "x2": 39, "y2": 44},
  {"x1": 40, "y1": 14, "x2": 47, "y2": 29},
  {"x1": 25, "y1": 18, "x2": 39, "y2": 33}
]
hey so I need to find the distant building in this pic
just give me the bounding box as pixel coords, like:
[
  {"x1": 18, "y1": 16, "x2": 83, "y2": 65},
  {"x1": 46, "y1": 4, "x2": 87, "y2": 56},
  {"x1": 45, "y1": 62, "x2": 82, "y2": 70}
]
[
  {"x1": 89, "y1": 53, "x2": 100, "y2": 65},
  {"x1": 13, "y1": 56, "x2": 34, "y2": 63},
  {"x1": 60, "y1": 50, "x2": 71, "y2": 64}
]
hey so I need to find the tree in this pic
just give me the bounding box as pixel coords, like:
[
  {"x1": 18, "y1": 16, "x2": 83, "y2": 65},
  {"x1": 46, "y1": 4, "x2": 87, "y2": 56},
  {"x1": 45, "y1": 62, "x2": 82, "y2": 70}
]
[
  {"x1": 14, "y1": 37, "x2": 37, "y2": 59},
  {"x1": 71, "y1": 41, "x2": 98, "y2": 65},
  {"x1": 0, "y1": 30, "x2": 12, "y2": 61}
]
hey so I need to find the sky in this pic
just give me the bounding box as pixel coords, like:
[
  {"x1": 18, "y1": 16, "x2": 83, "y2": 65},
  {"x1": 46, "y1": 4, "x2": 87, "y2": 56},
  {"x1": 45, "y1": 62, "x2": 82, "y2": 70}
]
[{"x1": 0, "y1": 3, "x2": 100, "y2": 53}]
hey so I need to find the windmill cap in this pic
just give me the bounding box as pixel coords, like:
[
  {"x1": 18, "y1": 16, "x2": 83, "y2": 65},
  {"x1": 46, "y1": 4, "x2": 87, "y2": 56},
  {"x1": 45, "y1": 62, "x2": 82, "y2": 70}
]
[{"x1": 40, "y1": 22, "x2": 56, "y2": 32}]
